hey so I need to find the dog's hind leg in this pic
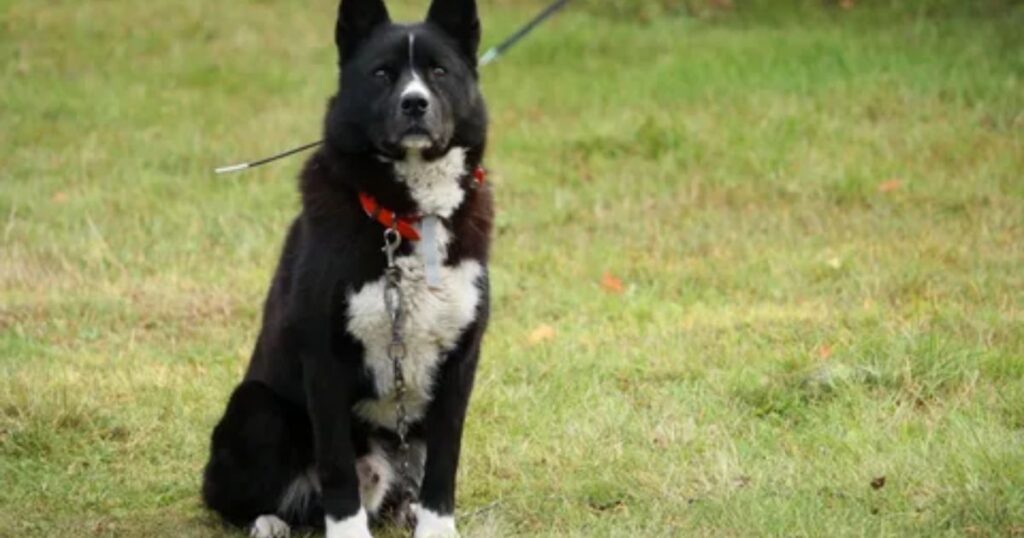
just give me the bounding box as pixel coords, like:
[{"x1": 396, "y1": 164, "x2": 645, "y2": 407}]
[{"x1": 202, "y1": 381, "x2": 318, "y2": 534}]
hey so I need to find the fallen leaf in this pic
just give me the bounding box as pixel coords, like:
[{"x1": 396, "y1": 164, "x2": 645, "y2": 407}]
[
  {"x1": 817, "y1": 344, "x2": 833, "y2": 360},
  {"x1": 877, "y1": 179, "x2": 902, "y2": 193},
  {"x1": 527, "y1": 324, "x2": 555, "y2": 346},
  {"x1": 839, "y1": 0, "x2": 855, "y2": 9},
  {"x1": 52, "y1": 191, "x2": 68, "y2": 204},
  {"x1": 601, "y1": 272, "x2": 625, "y2": 294},
  {"x1": 870, "y1": 476, "x2": 886, "y2": 490}
]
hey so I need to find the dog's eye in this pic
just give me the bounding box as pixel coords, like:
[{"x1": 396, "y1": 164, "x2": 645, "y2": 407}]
[
  {"x1": 373, "y1": 68, "x2": 392, "y2": 82},
  {"x1": 431, "y1": 66, "x2": 447, "y2": 78}
]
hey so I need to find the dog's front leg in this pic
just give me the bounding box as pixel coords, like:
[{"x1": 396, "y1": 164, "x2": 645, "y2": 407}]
[
  {"x1": 414, "y1": 321, "x2": 486, "y2": 538},
  {"x1": 284, "y1": 227, "x2": 372, "y2": 537},
  {"x1": 303, "y1": 344, "x2": 371, "y2": 538},
  {"x1": 289, "y1": 277, "x2": 371, "y2": 538}
]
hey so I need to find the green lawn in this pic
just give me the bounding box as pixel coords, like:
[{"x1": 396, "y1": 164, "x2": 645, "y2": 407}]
[{"x1": 2, "y1": 0, "x2": 1022, "y2": 536}]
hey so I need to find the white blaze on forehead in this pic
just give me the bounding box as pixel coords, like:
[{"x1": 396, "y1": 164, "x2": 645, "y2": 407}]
[
  {"x1": 401, "y1": 77, "x2": 431, "y2": 100},
  {"x1": 401, "y1": 33, "x2": 431, "y2": 100}
]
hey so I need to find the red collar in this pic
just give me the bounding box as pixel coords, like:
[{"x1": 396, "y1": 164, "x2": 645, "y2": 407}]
[{"x1": 358, "y1": 165, "x2": 486, "y2": 242}]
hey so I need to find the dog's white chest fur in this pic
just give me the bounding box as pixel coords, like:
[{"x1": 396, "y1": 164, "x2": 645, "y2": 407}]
[
  {"x1": 346, "y1": 147, "x2": 480, "y2": 430},
  {"x1": 347, "y1": 257, "x2": 481, "y2": 428},
  {"x1": 393, "y1": 147, "x2": 467, "y2": 218}
]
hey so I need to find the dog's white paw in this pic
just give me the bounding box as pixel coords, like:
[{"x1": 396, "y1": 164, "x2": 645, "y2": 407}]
[
  {"x1": 326, "y1": 508, "x2": 373, "y2": 538},
  {"x1": 412, "y1": 504, "x2": 459, "y2": 538},
  {"x1": 250, "y1": 515, "x2": 290, "y2": 538}
]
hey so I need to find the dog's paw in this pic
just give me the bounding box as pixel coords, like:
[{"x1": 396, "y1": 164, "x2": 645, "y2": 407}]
[
  {"x1": 411, "y1": 504, "x2": 459, "y2": 538},
  {"x1": 250, "y1": 515, "x2": 290, "y2": 538},
  {"x1": 326, "y1": 508, "x2": 373, "y2": 538}
]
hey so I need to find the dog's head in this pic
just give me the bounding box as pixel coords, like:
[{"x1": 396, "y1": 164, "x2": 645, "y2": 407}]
[{"x1": 326, "y1": 0, "x2": 486, "y2": 160}]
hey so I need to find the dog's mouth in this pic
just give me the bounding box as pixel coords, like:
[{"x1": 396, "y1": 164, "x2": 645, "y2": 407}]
[
  {"x1": 378, "y1": 124, "x2": 448, "y2": 159},
  {"x1": 399, "y1": 127, "x2": 434, "y2": 150}
]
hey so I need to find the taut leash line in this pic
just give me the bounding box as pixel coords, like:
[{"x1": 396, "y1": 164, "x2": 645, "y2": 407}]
[
  {"x1": 478, "y1": 0, "x2": 571, "y2": 66},
  {"x1": 214, "y1": 140, "x2": 324, "y2": 174},
  {"x1": 214, "y1": 0, "x2": 573, "y2": 175}
]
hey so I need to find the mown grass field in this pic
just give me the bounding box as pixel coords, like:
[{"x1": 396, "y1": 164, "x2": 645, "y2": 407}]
[{"x1": 2, "y1": 0, "x2": 1022, "y2": 536}]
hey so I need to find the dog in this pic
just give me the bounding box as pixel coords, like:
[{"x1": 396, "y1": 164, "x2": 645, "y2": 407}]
[{"x1": 201, "y1": 0, "x2": 491, "y2": 536}]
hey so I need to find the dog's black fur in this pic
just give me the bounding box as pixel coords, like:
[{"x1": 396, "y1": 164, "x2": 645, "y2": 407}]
[{"x1": 202, "y1": 0, "x2": 490, "y2": 535}]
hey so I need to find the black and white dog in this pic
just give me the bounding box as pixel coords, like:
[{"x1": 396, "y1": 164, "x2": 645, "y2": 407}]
[{"x1": 202, "y1": 1, "x2": 491, "y2": 536}]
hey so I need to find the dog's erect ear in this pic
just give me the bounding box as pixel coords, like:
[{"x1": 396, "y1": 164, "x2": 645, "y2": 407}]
[
  {"x1": 426, "y1": 0, "x2": 481, "y2": 62},
  {"x1": 335, "y1": 0, "x2": 391, "y2": 64}
]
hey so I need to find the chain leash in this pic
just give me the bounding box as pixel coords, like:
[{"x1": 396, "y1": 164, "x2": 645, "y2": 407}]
[{"x1": 381, "y1": 223, "x2": 418, "y2": 518}]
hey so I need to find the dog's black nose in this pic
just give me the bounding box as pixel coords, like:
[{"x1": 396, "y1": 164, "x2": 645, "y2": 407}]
[{"x1": 401, "y1": 95, "x2": 429, "y2": 118}]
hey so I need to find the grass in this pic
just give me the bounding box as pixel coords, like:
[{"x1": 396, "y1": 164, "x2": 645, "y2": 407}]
[{"x1": 1, "y1": 0, "x2": 1023, "y2": 536}]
